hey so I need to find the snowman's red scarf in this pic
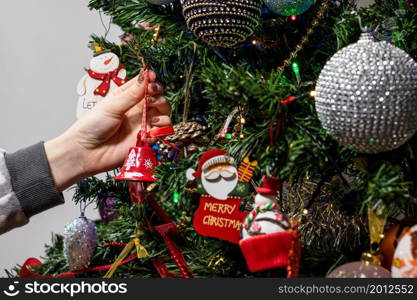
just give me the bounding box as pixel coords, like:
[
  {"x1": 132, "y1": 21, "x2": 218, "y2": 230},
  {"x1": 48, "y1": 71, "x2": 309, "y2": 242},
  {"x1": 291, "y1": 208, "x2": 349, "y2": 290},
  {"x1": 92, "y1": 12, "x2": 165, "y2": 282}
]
[{"x1": 87, "y1": 65, "x2": 126, "y2": 96}]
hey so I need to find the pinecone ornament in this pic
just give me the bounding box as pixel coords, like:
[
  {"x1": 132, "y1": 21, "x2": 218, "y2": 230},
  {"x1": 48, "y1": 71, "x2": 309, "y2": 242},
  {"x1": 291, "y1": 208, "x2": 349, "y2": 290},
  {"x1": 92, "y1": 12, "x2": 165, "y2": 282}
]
[{"x1": 156, "y1": 122, "x2": 209, "y2": 160}]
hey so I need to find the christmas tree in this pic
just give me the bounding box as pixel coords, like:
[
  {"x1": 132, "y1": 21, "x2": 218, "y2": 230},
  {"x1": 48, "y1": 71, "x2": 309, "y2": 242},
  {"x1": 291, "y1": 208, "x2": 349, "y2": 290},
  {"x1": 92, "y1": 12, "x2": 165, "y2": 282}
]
[{"x1": 9, "y1": 0, "x2": 417, "y2": 278}]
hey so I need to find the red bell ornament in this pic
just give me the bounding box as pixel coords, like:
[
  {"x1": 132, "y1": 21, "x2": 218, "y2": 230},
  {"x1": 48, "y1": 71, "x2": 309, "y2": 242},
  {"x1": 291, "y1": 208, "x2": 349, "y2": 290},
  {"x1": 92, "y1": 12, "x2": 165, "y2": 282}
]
[
  {"x1": 115, "y1": 62, "x2": 174, "y2": 183},
  {"x1": 115, "y1": 142, "x2": 157, "y2": 182}
]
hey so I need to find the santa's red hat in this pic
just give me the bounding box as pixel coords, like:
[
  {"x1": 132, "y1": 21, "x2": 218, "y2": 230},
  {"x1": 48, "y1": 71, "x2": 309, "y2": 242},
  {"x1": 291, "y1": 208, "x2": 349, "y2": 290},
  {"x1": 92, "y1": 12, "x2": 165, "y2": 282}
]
[
  {"x1": 255, "y1": 176, "x2": 281, "y2": 195},
  {"x1": 186, "y1": 149, "x2": 235, "y2": 180}
]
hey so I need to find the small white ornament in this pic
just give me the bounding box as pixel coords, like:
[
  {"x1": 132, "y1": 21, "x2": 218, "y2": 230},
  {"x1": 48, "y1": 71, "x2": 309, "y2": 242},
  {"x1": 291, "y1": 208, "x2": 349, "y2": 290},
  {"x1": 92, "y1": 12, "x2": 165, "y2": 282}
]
[
  {"x1": 241, "y1": 194, "x2": 289, "y2": 240},
  {"x1": 391, "y1": 223, "x2": 417, "y2": 278},
  {"x1": 241, "y1": 176, "x2": 289, "y2": 240},
  {"x1": 76, "y1": 51, "x2": 127, "y2": 119}
]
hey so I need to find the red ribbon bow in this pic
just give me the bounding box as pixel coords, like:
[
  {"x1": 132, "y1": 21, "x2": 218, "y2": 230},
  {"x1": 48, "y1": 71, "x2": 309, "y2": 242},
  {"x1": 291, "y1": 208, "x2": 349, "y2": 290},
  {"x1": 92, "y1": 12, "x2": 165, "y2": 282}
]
[{"x1": 87, "y1": 65, "x2": 126, "y2": 97}]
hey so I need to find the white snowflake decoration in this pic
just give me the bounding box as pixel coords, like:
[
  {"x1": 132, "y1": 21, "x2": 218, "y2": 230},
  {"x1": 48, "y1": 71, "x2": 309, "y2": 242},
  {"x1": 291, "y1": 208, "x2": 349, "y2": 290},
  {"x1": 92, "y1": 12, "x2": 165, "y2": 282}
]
[{"x1": 144, "y1": 158, "x2": 154, "y2": 169}]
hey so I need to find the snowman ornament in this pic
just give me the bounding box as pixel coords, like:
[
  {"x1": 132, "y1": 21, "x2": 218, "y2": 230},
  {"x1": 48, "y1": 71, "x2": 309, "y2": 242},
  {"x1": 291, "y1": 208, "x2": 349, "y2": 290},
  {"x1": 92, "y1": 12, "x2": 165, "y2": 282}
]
[
  {"x1": 76, "y1": 48, "x2": 127, "y2": 118},
  {"x1": 241, "y1": 176, "x2": 290, "y2": 239},
  {"x1": 239, "y1": 176, "x2": 298, "y2": 273}
]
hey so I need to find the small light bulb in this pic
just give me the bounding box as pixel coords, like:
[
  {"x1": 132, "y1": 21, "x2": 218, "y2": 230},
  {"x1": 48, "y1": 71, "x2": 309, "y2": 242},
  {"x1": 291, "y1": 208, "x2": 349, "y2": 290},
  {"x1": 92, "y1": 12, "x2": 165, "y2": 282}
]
[
  {"x1": 302, "y1": 209, "x2": 308, "y2": 215},
  {"x1": 240, "y1": 118, "x2": 246, "y2": 124},
  {"x1": 290, "y1": 15, "x2": 297, "y2": 21},
  {"x1": 173, "y1": 191, "x2": 180, "y2": 203},
  {"x1": 292, "y1": 62, "x2": 299, "y2": 72},
  {"x1": 239, "y1": 134, "x2": 244, "y2": 139},
  {"x1": 252, "y1": 39, "x2": 257, "y2": 45},
  {"x1": 310, "y1": 90, "x2": 317, "y2": 97},
  {"x1": 291, "y1": 62, "x2": 301, "y2": 84}
]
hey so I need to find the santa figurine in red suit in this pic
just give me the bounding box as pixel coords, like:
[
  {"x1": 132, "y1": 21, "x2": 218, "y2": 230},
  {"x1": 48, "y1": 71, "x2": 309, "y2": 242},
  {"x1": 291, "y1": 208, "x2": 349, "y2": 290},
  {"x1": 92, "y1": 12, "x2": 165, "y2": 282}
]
[{"x1": 186, "y1": 149, "x2": 256, "y2": 244}]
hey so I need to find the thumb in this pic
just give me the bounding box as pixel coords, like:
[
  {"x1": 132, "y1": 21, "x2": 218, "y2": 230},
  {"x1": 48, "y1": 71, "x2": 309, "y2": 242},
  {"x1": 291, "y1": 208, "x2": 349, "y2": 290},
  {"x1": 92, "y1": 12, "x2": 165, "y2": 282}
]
[{"x1": 97, "y1": 70, "x2": 156, "y2": 117}]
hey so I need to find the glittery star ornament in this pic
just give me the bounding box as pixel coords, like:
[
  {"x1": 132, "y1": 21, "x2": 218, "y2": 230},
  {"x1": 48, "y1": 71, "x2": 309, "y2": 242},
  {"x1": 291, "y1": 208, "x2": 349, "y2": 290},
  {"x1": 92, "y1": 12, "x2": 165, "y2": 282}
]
[
  {"x1": 315, "y1": 33, "x2": 417, "y2": 153},
  {"x1": 63, "y1": 216, "x2": 97, "y2": 271}
]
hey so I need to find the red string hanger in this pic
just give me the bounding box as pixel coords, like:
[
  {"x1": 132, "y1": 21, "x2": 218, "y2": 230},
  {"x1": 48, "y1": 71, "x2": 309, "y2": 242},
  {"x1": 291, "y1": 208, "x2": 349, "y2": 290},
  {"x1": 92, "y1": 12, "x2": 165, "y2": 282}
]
[
  {"x1": 139, "y1": 58, "x2": 151, "y2": 144},
  {"x1": 115, "y1": 59, "x2": 173, "y2": 182}
]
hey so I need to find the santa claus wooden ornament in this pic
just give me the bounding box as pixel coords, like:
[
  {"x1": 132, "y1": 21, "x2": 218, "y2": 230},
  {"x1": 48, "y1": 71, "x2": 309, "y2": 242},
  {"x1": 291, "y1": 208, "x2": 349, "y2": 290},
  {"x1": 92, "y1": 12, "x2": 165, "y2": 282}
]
[
  {"x1": 76, "y1": 46, "x2": 127, "y2": 118},
  {"x1": 186, "y1": 149, "x2": 256, "y2": 244},
  {"x1": 240, "y1": 176, "x2": 300, "y2": 273}
]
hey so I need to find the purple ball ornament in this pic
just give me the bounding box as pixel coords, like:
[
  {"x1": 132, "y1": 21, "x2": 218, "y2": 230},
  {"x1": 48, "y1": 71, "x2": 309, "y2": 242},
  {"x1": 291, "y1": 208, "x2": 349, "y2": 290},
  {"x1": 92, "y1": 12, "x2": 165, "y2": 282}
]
[{"x1": 98, "y1": 196, "x2": 120, "y2": 223}]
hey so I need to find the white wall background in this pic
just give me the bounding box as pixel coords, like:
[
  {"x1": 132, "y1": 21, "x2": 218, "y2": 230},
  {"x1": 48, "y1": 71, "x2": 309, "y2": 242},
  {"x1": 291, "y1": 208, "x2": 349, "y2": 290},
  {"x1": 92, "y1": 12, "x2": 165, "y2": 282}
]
[
  {"x1": 0, "y1": 0, "x2": 374, "y2": 276},
  {"x1": 0, "y1": 0, "x2": 122, "y2": 276}
]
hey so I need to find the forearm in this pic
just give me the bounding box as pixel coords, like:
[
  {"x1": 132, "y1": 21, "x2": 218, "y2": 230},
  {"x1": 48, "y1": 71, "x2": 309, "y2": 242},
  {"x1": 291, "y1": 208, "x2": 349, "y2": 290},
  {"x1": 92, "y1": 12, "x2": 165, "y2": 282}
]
[{"x1": 44, "y1": 134, "x2": 86, "y2": 191}]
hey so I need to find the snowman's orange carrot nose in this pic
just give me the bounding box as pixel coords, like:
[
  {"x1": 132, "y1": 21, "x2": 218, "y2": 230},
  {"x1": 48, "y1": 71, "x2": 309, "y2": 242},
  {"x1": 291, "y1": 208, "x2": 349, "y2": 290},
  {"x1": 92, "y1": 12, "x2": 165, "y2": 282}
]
[{"x1": 104, "y1": 57, "x2": 113, "y2": 65}]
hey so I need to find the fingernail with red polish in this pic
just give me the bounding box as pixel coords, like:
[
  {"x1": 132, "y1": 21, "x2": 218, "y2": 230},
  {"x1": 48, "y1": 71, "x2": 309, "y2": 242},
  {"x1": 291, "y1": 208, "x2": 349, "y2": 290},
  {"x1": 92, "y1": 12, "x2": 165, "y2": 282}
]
[
  {"x1": 149, "y1": 83, "x2": 158, "y2": 92},
  {"x1": 152, "y1": 117, "x2": 160, "y2": 123}
]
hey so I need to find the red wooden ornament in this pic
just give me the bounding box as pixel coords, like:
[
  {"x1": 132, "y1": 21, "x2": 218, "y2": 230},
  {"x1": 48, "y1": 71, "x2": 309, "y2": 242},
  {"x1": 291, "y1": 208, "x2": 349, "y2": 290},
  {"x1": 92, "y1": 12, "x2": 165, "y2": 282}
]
[
  {"x1": 193, "y1": 196, "x2": 248, "y2": 244},
  {"x1": 186, "y1": 149, "x2": 255, "y2": 243}
]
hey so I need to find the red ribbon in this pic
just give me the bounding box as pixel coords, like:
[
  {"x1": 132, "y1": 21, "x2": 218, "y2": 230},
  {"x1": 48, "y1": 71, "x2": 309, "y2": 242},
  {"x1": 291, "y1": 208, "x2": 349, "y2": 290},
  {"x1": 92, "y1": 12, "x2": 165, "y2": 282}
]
[
  {"x1": 269, "y1": 96, "x2": 299, "y2": 146},
  {"x1": 140, "y1": 60, "x2": 151, "y2": 142},
  {"x1": 151, "y1": 259, "x2": 182, "y2": 278},
  {"x1": 129, "y1": 182, "x2": 145, "y2": 203},
  {"x1": 87, "y1": 65, "x2": 126, "y2": 97},
  {"x1": 147, "y1": 126, "x2": 179, "y2": 150},
  {"x1": 146, "y1": 196, "x2": 193, "y2": 278},
  {"x1": 20, "y1": 242, "x2": 138, "y2": 278},
  {"x1": 154, "y1": 223, "x2": 193, "y2": 278},
  {"x1": 147, "y1": 125, "x2": 175, "y2": 138},
  {"x1": 147, "y1": 196, "x2": 174, "y2": 225}
]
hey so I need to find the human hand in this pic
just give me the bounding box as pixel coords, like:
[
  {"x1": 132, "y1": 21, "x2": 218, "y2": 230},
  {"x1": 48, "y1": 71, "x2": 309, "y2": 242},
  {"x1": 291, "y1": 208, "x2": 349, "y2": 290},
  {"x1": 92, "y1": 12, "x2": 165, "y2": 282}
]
[{"x1": 45, "y1": 71, "x2": 172, "y2": 191}]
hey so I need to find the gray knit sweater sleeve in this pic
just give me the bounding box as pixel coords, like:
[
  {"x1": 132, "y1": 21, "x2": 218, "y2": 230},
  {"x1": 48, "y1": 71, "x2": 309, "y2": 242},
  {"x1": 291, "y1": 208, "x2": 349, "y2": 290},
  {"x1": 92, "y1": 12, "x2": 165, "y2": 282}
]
[{"x1": 0, "y1": 142, "x2": 64, "y2": 234}]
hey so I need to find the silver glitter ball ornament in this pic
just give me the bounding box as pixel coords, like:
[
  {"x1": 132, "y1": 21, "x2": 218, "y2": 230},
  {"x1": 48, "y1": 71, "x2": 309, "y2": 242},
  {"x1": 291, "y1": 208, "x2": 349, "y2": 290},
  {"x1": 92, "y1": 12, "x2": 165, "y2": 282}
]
[
  {"x1": 147, "y1": 0, "x2": 175, "y2": 5},
  {"x1": 315, "y1": 33, "x2": 417, "y2": 153},
  {"x1": 264, "y1": 0, "x2": 315, "y2": 16},
  {"x1": 63, "y1": 216, "x2": 97, "y2": 271},
  {"x1": 182, "y1": 0, "x2": 262, "y2": 48}
]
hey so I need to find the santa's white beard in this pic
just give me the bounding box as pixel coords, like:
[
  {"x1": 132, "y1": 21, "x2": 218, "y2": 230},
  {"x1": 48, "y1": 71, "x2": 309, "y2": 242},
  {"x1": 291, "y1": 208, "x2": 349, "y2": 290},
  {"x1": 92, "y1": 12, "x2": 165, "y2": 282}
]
[{"x1": 201, "y1": 169, "x2": 238, "y2": 200}]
